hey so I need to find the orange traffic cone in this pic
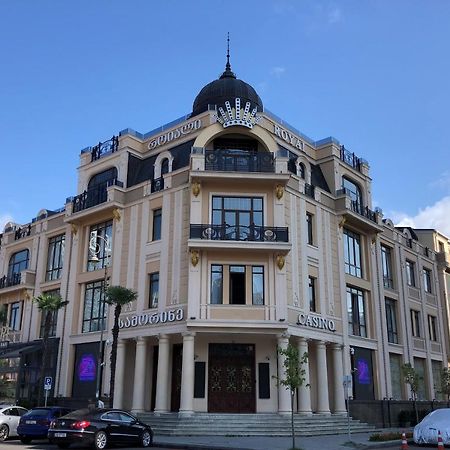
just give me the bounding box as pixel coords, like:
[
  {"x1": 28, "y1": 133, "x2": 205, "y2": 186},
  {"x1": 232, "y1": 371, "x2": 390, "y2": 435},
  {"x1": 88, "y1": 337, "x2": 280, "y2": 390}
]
[
  {"x1": 401, "y1": 431, "x2": 408, "y2": 449},
  {"x1": 437, "y1": 430, "x2": 444, "y2": 448}
]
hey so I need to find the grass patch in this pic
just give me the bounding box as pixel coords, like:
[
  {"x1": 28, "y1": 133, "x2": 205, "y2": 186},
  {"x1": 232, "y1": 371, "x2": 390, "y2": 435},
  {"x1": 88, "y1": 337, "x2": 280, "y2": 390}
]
[{"x1": 369, "y1": 431, "x2": 413, "y2": 442}]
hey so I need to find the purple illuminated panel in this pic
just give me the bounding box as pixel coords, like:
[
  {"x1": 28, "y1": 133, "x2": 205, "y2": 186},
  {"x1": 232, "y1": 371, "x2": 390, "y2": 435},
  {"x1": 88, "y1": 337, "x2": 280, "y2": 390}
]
[
  {"x1": 356, "y1": 357, "x2": 371, "y2": 385},
  {"x1": 78, "y1": 353, "x2": 96, "y2": 382}
]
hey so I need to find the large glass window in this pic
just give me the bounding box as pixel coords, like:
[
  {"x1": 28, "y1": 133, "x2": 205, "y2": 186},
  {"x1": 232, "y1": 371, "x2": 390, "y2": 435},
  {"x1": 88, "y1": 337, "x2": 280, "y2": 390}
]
[
  {"x1": 309, "y1": 276, "x2": 316, "y2": 312},
  {"x1": 211, "y1": 265, "x2": 223, "y2": 305},
  {"x1": 87, "y1": 220, "x2": 112, "y2": 272},
  {"x1": 8, "y1": 250, "x2": 29, "y2": 278},
  {"x1": 39, "y1": 289, "x2": 60, "y2": 338},
  {"x1": 347, "y1": 286, "x2": 366, "y2": 337},
  {"x1": 252, "y1": 266, "x2": 264, "y2": 305},
  {"x1": 381, "y1": 245, "x2": 394, "y2": 289},
  {"x1": 46, "y1": 234, "x2": 65, "y2": 281},
  {"x1": 389, "y1": 354, "x2": 403, "y2": 399},
  {"x1": 342, "y1": 177, "x2": 362, "y2": 206},
  {"x1": 406, "y1": 260, "x2": 416, "y2": 287},
  {"x1": 344, "y1": 229, "x2": 362, "y2": 277},
  {"x1": 149, "y1": 273, "x2": 159, "y2": 308},
  {"x1": 152, "y1": 209, "x2": 162, "y2": 241},
  {"x1": 306, "y1": 213, "x2": 314, "y2": 245},
  {"x1": 423, "y1": 268, "x2": 432, "y2": 293},
  {"x1": 82, "y1": 281, "x2": 106, "y2": 333},
  {"x1": 411, "y1": 309, "x2": 421, "y2": 337},
  {"x1": 9, "y1": 302, "x2": 22, "y2": 331},
  {"x1": 212, "y1": 196, "x2": 263, "y2": 240},
  {"x1": 385, "y1": 298, "x2": 398, "y2": 344},
  {"x1": 428, "y1": 315, "x2": 438, "y2": 341}
]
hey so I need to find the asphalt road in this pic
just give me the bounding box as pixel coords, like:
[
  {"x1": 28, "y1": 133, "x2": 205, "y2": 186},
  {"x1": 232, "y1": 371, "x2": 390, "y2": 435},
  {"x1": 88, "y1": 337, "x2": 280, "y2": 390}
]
[{"x1": 0, "y1": 440, "x2": 177, "y2": 450}]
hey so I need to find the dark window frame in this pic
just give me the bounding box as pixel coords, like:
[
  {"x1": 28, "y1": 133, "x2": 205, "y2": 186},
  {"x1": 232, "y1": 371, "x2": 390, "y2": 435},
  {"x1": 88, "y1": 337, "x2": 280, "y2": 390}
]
[
  {"x1": 149, "y1": 272, "x2": 159, "y2": 308},
  {"x1": 152, "y1": 208, "x2": 162, "y2": 241},
  {"x1": 8, "y1": 249, "x2": 29, "y2": 278},
  {"x1": 406, "y1": 260, "x2": 416, "y2": 287},
  {"x1": 87, "y1": 220, "x2": 113, "y2": 272},
  {"x1": 347, "y1": 286, "x2": 366, "y2": 337},
  {"x1": 344, "y1": 229, "x2": 362, "y2": 278},
  {"x1": 428, "y1": 315, "x2": 438, "y2": 341},
  {"x1": 46, "y1": 234, "x2": 65, "y2": 281},
  {"x1": 306, "y1": 213, "x2": 313, "y2": 245},
  {"x1": 9, "y1": 301, "x2": 22, "y2": 331},
  {"x1": 381, "y1": 245, "x2": 394, "y2": 289},
  {"x1": 423, "y1": 268, "x2": 432, "y2": 293},
  {"x1": 210, "y1": 265, "x2": 223, "y2": 305},
  {"x1": 252, "y1": 266, "x2": 264, "y2": 305},
  {"x1": 385, "y1": 298, "x2": 398, "y2": 344},
  {"x1": 308, "y1": 276, "x2": 316, "y2": 312},
  {"x1": 82, "y1": 281, "x2": 107, "y2": 333},
  {"x1": 411, "y1": 309, "x2": 421, "y2": 337}
]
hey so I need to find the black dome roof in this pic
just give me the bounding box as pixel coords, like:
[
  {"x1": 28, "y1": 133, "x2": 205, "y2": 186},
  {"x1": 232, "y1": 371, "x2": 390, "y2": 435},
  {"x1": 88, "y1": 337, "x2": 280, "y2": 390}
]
[{"x1": 192, "y1": 59, "x2": 263, "y2": 117}]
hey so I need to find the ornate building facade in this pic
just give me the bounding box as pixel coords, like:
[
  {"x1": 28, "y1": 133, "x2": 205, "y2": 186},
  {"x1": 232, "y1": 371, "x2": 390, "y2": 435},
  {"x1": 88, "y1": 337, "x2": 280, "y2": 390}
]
[{"x1": 0, "y1": 57, "x2": 449, "y2": 415}]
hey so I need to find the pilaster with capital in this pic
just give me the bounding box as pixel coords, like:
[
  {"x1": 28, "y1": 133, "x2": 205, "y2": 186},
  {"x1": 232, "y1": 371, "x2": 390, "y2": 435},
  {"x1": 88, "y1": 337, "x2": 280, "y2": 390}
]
[
  {"x1": 154, "y1": 334, "x2": 170, "y2": 414},
  {"x1": 297, "y1": 337, "x2": 312, "y2": 414},
  {"x1": 132, "y1": 337, "x2": 148, "y2": 412},
  {"x1": 332, "y1": 344, "x2": 347, "y2": 414},
  {"x1": 277, "y1": 334, "x2": 291, "y2": 415},
  {"x1": 316, "y1": 341, "x2": 330, "y2": 414},
  {"x1": 113, "y1": 340, "x2": 126, "y2": 409},
  {"x1": 179, "y1": 332, "x2": 196, "y2": 416}
]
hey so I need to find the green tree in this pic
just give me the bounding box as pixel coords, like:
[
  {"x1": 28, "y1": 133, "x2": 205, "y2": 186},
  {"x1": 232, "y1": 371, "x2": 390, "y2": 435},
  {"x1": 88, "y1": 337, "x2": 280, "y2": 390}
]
[
  {"x1": 401, "y1": 363, "x2": 421, "y2": 424},
  {"x1": 274, "y1": 343, "x2": 309, "y2": 450},
  {"x1": 438, "y1": 367, "x2": 450, "y2": 405},
  {"x1": 104, "y1": 286, "x2": 138, "y2": 406},
  {"x1": 34, "y1": 292, "x2": 68, "y2": 405}
]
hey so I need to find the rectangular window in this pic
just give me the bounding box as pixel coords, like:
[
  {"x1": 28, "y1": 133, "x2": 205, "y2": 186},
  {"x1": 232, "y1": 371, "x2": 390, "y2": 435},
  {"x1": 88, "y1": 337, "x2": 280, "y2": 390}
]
[
  {"x1": 428, "y1": 315, "x2": 438, "y2": 341},
  {"x1": 87, "y1": 220, "x2": 113, "y2": 272},
  {"x1": 229, "y1": 265, "x2": 246, "y2": 304},
  {"x1": 152, "y1": 208, "x2": 162, "y2": 241},
  {"x1": 149, "y1": 273, "x2": 159, "y2": 308},
  {"x1": 308, "y1": 276, "x2": 316, "y2": 312},
  {"x1": 381, "y1": 245, "x2": 394, "y2": 289},
  {"x1": 9, "y1": 302, "x2": 22, "y2": 331},
  {"x1": 385, "y1": 298, "x2": 398, "y2": 344},
  {"x1": 210, "y1": 265, "x2": 223, "y2": 304},
  {"x1": 423, "y1": 268, "x2": 432, "y2": 293},
  {"x1": 389, "y1": 354, "x2": 403, "y2": 399},
  {"x1": 82, "y1": 281, "x2": 106, "y2": 333},
  {"x1": 39, "y1": 289, "x2": 60, "y2": 338},
  {"x1": 406, "y1": 260, "x2": 416, "y2": 287},
  {"x1": 347, "y1": 286, "x2": 366, "y2": 337},
  {"x1": 411, "y1": 310, "x2": 421, "y2": 337},
  {"x1": 306, "y1": 213, "x2": 313, "y2": 245},
  {"x1": 252, "y1": 266, "x2": 264, "y2": 305},
  {"x1": 343, "y1": 229, "x2": 362, "y2": 277},
  {"x1": 46, "y1": 234, "x2": 65, "y2": 281}
]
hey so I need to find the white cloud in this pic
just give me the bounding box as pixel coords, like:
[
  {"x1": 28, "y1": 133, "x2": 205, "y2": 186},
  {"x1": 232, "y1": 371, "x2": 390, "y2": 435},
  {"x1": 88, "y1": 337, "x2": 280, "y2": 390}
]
[
  {"x1": 390, "y1": 196, "x2": 450, "y2": 237},
  {"x1": 0, "y1": 214, "x2": 14, "y2": 232},
  {"x1": 271, "y1": 66, "x2": 286, "y2": 78}
]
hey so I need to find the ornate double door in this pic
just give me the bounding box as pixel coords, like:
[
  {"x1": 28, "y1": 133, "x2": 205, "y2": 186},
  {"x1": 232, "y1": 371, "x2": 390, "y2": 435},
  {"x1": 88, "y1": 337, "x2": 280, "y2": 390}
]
[{"x1": 208, "y1": 343, "x2": 255, "y2": 413}]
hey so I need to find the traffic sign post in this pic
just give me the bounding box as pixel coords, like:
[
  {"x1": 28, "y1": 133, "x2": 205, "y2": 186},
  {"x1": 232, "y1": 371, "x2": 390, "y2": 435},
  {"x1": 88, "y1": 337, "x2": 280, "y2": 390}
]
[{"x1": 44, "y1": 377, "x2": 52, "y2": 407}]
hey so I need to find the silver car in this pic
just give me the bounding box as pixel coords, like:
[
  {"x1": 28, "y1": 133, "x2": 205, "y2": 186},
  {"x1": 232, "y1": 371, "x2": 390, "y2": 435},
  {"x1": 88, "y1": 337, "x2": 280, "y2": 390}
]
[{"x1": 0, "y1": 406, "x2": 29, "y2": 441}]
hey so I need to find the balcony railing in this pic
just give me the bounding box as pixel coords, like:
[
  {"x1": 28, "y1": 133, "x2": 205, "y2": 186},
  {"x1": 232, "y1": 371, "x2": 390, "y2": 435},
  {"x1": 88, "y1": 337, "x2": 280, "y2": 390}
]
[
  {"x1": 340, "y1": 145, "x2": 362, "y2": 171},
  {"x1": 349, "y1": 201, "x2": 377, "y2": 222},
  {"x1": 0, "y1": 274, "x2": 21, "y2": 289},
  {"x1": 91, "y1": 136, "x2": 119, "y2": 162},
  {"x1": 151, "y1": 177, "x2": 164, "y2": 193},
  {"x1": 190, "y1": 224, "x2": 289, "y2": 242},
  {"x1": 205, "y1": 149, "x2": 275, "y2": 173},
  {"x1": 304, "y1": 183, "x2": 315, "y2": 199},
  {"x1": 72, "y1": 178, "x2": 123, "y2": 213},
  {"x1": 14, "y1": 225, "x2": 31, "y2": 241}
]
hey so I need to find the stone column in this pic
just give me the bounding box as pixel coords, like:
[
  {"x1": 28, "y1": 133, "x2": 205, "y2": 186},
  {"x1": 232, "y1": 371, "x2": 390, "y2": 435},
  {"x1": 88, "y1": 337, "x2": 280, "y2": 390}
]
[
  {"x1": 154, "y1": 334, "x2": 170, "y2": 414},
  {"x1": 332, "y1": 344, "x2": 347, "y2": 414},
  {"x1": 179, "y1": 332, "x2": 195, "y2": 416},
  {"x1": 316, "y1": 341, "x2": 330, "y2": 414},
  {"x1": 113, "y1": 340, "x2": 126, "y2": 408},
  {"x1": 297, "y1": 337, "x2": 312, "y2": 414},
  {"x1": 277, "y1": 334, "x2": 291, "y2": 415},
  {"x1": 132, "y1": 337, "x2": 148, "y2": 412}
]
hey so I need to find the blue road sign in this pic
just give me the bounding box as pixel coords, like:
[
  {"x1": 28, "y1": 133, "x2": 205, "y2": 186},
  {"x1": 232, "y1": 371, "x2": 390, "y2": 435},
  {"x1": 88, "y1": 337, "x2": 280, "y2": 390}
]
[{"x1": 44, "y1": 376, "x2": 52, "y2": 390}]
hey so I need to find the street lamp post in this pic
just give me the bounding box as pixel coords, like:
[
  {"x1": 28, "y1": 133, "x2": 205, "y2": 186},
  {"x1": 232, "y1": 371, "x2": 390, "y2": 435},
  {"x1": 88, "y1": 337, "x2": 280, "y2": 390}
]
[{"x1": 89, "y1": 231, "x2": 111, "y2": 408}]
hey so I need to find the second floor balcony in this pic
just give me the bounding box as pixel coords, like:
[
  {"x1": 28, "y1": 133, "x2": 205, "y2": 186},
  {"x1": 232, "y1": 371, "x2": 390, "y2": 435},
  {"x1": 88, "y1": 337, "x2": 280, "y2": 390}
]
[
  {"x1": 205, "y1": 149, "x2": 275, "y2": 173},
  {"x1": 0, "y1": 274, "x2": 21, "y2": 289},
  {"x1": 190, "y1": 224, "x2": 289, "y2": 242}
]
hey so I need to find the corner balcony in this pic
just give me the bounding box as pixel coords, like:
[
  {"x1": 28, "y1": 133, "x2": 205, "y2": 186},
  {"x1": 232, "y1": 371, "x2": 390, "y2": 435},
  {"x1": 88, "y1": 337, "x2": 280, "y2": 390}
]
[
  {"x1": 189, "y1": 224, "x2": 290, "y2": 253},
  {"x1": 0, "y1": 270, "x2": 36, "y2": 294},
  {"x1": 336, "y1": 190, "x2": 383, "y2": 233}
]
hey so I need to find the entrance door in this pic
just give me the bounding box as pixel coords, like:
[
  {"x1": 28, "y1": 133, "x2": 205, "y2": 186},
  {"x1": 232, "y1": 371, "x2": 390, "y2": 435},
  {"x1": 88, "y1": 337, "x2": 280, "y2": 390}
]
[
  {"x1": 171, "y1": 344, "x2": 182, "y2": 411},
  {"x1": 208, "y1": 343, "x2": 255, "y2": 413}
]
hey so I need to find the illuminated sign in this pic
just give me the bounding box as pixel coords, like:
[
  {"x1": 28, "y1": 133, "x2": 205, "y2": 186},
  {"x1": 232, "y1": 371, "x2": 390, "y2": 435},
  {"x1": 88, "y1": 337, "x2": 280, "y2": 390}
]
[{"x1": 78, "y1": 353, "x2": 96, "y2": 382}]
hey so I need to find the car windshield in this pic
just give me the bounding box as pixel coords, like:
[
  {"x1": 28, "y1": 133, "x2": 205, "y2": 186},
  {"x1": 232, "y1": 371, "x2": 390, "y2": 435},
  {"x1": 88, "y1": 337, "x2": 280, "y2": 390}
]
[{"x1": 25, "y1": 409, "x2": 51, "y2": 417}]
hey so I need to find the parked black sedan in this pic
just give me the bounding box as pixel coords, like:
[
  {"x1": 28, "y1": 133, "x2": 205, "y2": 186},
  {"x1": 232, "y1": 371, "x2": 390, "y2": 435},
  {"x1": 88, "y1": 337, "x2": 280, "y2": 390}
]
[{"x1": 48, "y1": 408, "x2": 153, "y2": 449}]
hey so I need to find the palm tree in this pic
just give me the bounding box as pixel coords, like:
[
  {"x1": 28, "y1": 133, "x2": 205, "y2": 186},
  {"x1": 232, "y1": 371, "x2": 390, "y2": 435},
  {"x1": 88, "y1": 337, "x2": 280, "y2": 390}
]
[
  {"x1": 104, "y1": 286, "x2": 137, "y2": 406},
  {"x1": 33, "y1": 292, "x2": 68, "y2": 405}
]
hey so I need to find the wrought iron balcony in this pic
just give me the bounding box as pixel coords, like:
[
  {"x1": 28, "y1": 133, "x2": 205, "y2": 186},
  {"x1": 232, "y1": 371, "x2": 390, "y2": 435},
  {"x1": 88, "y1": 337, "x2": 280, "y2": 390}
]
[
  {"x1": 14, "y1": 225, "x2": 31, "y2": 241},
  {"x1": 72, "y1": 179, "x2": 124, "y2": 213},
  {"x1": 91, "y1": 136, "x2": 119, "y2": 162},
  {"x1": 0, "y1": 274, "x2": 21, "y2": 290},
  {"x1": 304, "y1": 183, "x2": 315, "y2": 199},
  {"x1": 349, "y1": 200, "x2": 377, "y2": 223},
  {"x1": 190, "y1": 224, "x2": 289, "y2": 242},
  {"x1": 151, "y1": 177, "x2": 164, "y2": 193},
  {"x1": 205, "y1": 149, "x2": 275, "y2": 173},
  {"x1": 340, "y1": 145, "x2": 362, "y2": 171}
]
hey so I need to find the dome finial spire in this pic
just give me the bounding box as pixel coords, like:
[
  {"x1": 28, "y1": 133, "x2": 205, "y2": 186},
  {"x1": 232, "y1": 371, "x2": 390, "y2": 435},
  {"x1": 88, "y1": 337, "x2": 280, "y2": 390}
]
[{"x1": 220, "y1": 32, "x2": 236, "y2": 79}]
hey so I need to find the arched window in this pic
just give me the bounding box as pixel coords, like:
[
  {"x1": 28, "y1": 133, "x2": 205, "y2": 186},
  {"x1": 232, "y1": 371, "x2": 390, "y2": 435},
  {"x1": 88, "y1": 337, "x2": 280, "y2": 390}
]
[
  {"x1": 161, "y1": 158, "x2": 169, "y2": 176},
  {"x1": 298, "y1": 163, "x2": 305, "y2": 179},
  {"x1": 342, "y1": 177, "x2": 362, "y2": 206},
  {"x1": 8, "y1": 249, "x2": 29, "y2": 278},
  {"x1": 88, "y1": 167, "x2": 118, "y2": 190}
]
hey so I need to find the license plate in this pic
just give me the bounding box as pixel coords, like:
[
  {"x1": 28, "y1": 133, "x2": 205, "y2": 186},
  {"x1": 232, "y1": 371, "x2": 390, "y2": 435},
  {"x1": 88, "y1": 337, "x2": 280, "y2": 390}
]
[
  {"x1": 54, "y1": 433, "x2": 66, "y2": 438},
  {"x1": 26, "y1": 420, "x2": 36, "y2": 424}
]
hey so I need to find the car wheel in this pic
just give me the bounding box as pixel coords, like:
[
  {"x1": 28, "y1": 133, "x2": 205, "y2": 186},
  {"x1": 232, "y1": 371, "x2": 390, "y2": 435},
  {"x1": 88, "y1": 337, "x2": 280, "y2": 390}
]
[
  {"x1": 0, "y1": 424, "x2": 9, "y2": 441},
  {"x1": 141, "y1": 429, "x2": 153, "y2": 447},
  {"x1": 57, "y1": 444, "x2": 70, "y2": 449},
  {"x1": 20, "y1": 437, "x2": 32, "y2": 444},
  {"x1": 94, "y1": 430, "x2": 108, "y2": 450}
]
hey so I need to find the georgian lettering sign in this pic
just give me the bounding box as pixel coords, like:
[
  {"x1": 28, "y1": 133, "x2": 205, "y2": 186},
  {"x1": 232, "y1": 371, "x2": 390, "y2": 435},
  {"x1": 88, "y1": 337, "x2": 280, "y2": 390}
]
[
  {"x1": 273, "y1": 124, "x2": 304, "y2": 151},
  {"x1": 297, "y1": 313, "x2": 336, "y2": 332},
  {"x1": 119, "y1": 308, "x2": 184, "y2": 329},
  {"x1": 147, "y1": 120, "x2": 202, "y2": 150}
]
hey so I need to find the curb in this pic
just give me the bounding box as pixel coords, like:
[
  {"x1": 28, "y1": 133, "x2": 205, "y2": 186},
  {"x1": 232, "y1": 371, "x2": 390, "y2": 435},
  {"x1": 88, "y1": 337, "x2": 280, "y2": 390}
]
[{"x1": 155, "y1": 444, "x2": 253, "y2": 450}]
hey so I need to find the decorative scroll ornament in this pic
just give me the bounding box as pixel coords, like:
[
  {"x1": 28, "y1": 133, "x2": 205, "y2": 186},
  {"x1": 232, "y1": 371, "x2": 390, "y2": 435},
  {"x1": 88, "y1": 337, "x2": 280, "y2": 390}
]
[
  {"x1": 191, "y1": 250, "x2": 200, "y2": 267},
  {"x1": 275, "y1": 184, "x2": 284, "y2": 200},
  {"x1": 276, "y1": 254, "x2": 285, "y2": 270},
  {"x1": 338, "y1": 217, "x2": 346, "y2": 228},
  {"x1": 112, "y1": 208, "x2": 121, "y2": 222},
  {"x1": 214, "y1": 98, "x2": 262, "y2": 129},
  {"x1": 71, "y1": 224, "x2": 78, "y2": 235},
  {"x1": 192, "y1": 181, "x2": 201, "y2": 197}
]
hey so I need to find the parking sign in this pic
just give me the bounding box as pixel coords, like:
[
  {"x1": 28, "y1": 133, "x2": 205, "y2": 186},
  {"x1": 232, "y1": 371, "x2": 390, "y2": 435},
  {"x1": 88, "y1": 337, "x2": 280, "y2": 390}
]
[{"x1": 44, "y1": 376, "x2": 52, "y2": 390}]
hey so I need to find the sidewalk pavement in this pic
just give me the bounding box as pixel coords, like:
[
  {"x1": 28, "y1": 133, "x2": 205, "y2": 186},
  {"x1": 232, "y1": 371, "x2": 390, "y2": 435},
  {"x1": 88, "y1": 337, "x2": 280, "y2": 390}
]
[{"x1": 154, "y1": 428, "x2": 412, "y2": 450}]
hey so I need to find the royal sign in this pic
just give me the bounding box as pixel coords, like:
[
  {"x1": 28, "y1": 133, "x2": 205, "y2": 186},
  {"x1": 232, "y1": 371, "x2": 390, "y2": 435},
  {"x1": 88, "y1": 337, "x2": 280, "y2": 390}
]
[{"x1": 273, "y1": 124, "x2": 304, "y2": 151}]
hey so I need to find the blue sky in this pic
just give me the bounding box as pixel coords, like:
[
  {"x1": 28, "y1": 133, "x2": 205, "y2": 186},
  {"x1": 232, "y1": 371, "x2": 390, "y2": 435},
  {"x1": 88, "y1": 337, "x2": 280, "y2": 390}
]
[{"x1": 1, "y1": 1, "x2": 449, "y2": 235}]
